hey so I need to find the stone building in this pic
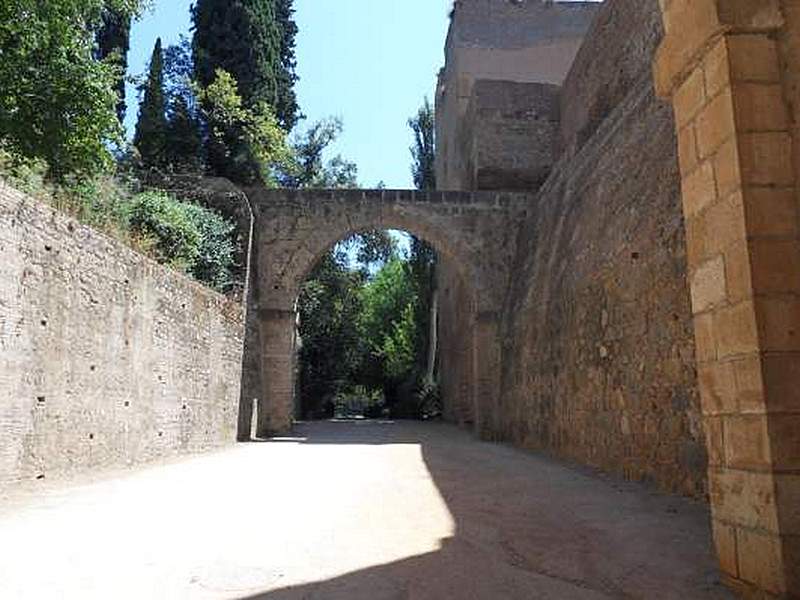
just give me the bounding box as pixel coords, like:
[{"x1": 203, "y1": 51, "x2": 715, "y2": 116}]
[{"x1": 435, "y1": 0, "x2": 599, "y2": 190}]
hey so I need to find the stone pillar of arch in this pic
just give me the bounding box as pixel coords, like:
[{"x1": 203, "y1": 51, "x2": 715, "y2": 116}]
[{"x1": 655, "y1": 1, "x2": 800, "y2": 596}]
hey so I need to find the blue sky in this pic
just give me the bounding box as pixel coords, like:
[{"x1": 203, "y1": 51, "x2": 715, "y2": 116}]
[{"x1": 126, "y1": 1, "x2": 452, "y2": 189}]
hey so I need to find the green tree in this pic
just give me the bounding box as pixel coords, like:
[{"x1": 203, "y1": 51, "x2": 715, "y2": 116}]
[
  {"x1": 357, "y1": 258, "x2": 419, "y2": 389},
  {"x1": 195, "y1": 69, "x2": 288, "y2": 185},
  {"x1": 408, "y1": 97, "x2": 436, "y2": 190},
  {"x1": 408, "y1": 98, "x2": 439, "y2": 387},
  {"x1": 165, "y1": 95, "x2": 204, "y2": 173},
  {"x1": 133, "y1": 38, "x2": 168, "y2": 169},
  {"x1": 274, "y1": 0, "x2": 300, "y2": 130},
  {"x1": 279, "y1": 118, "x2": 357, "y2": 189},
  {"x1": 160, "y1": 38, "x2": 205, "y2": 173},
  {"x1": 0, "y1": 0, "x2": 144, "y2": 180},
  {"x1": 192, "y1": 0, "x2": 299, "y2": 181},
  {"x1": 297, "y1": 251, "x2": 365, "y2": 418},
  {"x1": 94, "y1": 8, "x2": 132, "y2": 123}
]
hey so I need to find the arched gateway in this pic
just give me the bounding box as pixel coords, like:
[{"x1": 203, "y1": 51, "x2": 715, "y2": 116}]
[
  {"x1": 237, "y1": 3, "x2": 800, "y2": 596},
  {"x1": 243, "y1": 187, "x2": 532, "y2": 437}
]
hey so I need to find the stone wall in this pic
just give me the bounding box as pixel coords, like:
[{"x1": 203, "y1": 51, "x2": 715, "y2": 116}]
[
  {"x1": 437, "y1": 256, "x2": 475, "y2": 426},
  {"x1": 435, "y1": 0, "x2": 706, "y2": 497},
  {"x1": 558, "y1": 0, "x2": 665, "y2": 159},
  {"x1": 499, "y1": 0, "x2": 705, "y2": 497},
  {"x1": 461, "y1": 80, "x2": 561, "y2": 191},
  {"x1": 0, "y1": 181, "x2": 245, "y2": 486},
  {"x1": 498, "y1": 76, "x2": 706, "y2": 497}
]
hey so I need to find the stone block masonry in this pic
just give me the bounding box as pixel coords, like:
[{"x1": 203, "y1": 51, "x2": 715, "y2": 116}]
[{"x1": 0, "y1": 181, "x2": 245, "y2": 486}]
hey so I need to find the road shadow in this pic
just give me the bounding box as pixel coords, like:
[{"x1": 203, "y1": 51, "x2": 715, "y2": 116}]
[{"x1": 237, "y1": 420, "x2": 732, "y2": 600}]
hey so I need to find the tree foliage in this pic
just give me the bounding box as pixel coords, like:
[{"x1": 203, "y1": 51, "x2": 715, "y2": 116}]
[
  {"x1": 162, "y1": 38, "x2": 205, "y2": 172},
  {"x1": 357, "y1": 258, "x2": 419, "y2": 383},
  {"x1": 279, "y1": 118, "x2": 357, "y2": 189},
  {"x1": 94, "y1": 8, "x2": 132, "y2": 123},
  {"x1": 133, "y1": 38, "x2": 168, "y2": 169},
  {"x1": 407, "y1": 99, "x2": 439, "y2": 392},
  {"x1": 126, "y1": 191, "x2": 236, "y2": 291},
  {"x1": 195, "y1": 69, "x2": 288, "y2": 185},
  {"x1": 192, "y1": 0, "x2": 299, "y2": 182},
  {"x1": 274, "y1": 0, "x2": 300, "y2": 130},
  {"x1": 409, "y1": 97, "x2": 436, "y2": 191},
  {"x1": 297, "y1": 252, "x2": 366, "y2": 417},
  {"x1": 0, "y1": 0, "x2": 144, "y2": 180}
]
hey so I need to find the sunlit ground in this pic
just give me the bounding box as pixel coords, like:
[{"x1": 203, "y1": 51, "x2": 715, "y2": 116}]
[
  {"x1": 0, "y1": 421, "x2": 729, "y2": 600},
  {"x1": 0, "y1": 423, "x2": 454, "y2": 600}
]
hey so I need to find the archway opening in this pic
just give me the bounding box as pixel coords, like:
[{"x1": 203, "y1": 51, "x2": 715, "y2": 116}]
[{"x1": 295, "y1": 229, "x2": 443, "y2": 422}]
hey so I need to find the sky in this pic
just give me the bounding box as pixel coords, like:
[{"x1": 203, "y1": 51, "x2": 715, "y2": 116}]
[{"x1": 126, "y1": 0, "x2": 452, "y2": 189}]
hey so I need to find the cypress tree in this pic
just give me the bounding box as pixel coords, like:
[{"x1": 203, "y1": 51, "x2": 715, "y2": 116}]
[
  {"x1": 409, "y1": 98, "x2": 436, "y2": 191},
  {"x1": 133, "y1": 38, "x2": 168, "y2": 169},
  {"x1": 192, "y1": 0, "x2": 281, "y2": 109},
  {"x1": 165, "y1": 95, "x2": 205, "y2": 173},
  {"x1": 192, "y1": 0, "x2": 299, "y2": 181},
  {"x1": 274, "y1": 0, "x2": 300, "y2": 130},
  {"x1": 192, "y1": 0, "x2": 280, "y2": 181},
  {"x1": 95, "y1": 9, "x2": 132, "y2": 123}
]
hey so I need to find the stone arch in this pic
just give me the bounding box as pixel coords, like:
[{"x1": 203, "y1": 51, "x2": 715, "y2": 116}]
[
  {"x1": 243, "y1": 187, "x2": 531, "y2": 446},
  {"x1": 286, "y1": 215, "x2": 481, "y2": 314}
]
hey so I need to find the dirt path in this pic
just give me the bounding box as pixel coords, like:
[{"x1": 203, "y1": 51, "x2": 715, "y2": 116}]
[{"x1": 0, "y1": 421, "x2": 731, "y2": 599}]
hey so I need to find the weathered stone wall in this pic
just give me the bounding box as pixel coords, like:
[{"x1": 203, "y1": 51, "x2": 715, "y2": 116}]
[
  {"x1": 558, "y1": 0, "x2": 665, "y2": 159},
  {"x1": 488, "y1": 0, "x2": 706, "y2": 497},
  {"x1": 437, "y1": 256, "x2": 475, "y2": 426},
  {"x1": 0, "y1": 181, "x2": 245, "y2": 486},
  {"x1": 461, "y1": 80, "x2": 561, "y2": 191},
  {"x1": 435, "y1": 0, "x2": 598, "y2": 190},
  {"x1": 433, "y1": 0, "x2": 706, "y2": 497}
]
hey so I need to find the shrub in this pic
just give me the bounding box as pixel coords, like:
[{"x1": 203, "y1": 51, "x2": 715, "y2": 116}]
[
  {"x1": 1, "y1": 150, "x2": 238, "y2": 293},
  {"x1": 126, "y1": 191, "x2": 201, "y2": 271},
  {"x1": 183, "y1": 203, "x2": 236, "y2": 292}
]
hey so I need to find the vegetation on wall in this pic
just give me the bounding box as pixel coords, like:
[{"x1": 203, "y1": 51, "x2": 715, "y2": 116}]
[{"x1": 0, "y1": 1, "x2": 254, "y2": 294}]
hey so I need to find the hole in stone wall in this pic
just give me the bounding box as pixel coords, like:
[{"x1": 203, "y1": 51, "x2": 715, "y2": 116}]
[
  {"x1": 37, "y1": 396, "x2": 45, "y2": 404},
  {"x1": 44, "y1": 245, "x2": 52, "y2": 252},
  {"x1": 90, "y1": 365, "x2": 96, "y2": 372},
  {"x1": 124, "y1": 401, "x2": 130, "y2": 407},
  {"x1": 36, "y1": 474, "x2": 45, "y2": 480},
  {"x1": 631, "y1": 252, "x2": 640, "y2": 260},
  {"x1": 88, "y1": 433, "x2": 94, "y2": 440},
  {"x1": 40, "y1": 319, "x2": 47, "y2": 327},
  {"x1": 158, "y1": 431, "x2": 163, "y2": 437}
]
